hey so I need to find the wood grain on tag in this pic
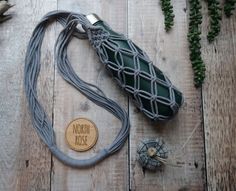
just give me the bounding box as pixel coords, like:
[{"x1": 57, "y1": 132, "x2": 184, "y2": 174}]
[{"x1": 65, "y1": 118, "x2": 98, "y2": 152}]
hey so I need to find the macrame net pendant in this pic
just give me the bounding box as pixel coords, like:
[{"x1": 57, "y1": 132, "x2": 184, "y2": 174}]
[
  {"x1": 86, "y1": 14, "x2": 184, "y2": 121},
  {"x1": 24, "y1": 11, "x2": 182, "y2": 168},
  {"x1": 24, "y1": 11, "x2": 131, "y2": 168},
  {"x1": 137, "y1": 138, "x2": 168, "y2": 171}
]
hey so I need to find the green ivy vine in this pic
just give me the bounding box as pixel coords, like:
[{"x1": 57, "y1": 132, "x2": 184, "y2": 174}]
[
  {"x1": 159, "y1": 0, "x2": 236, "y2": 87},
  {"x1": 224, "y1": 0, "x2": 236, "y2": 17},
  {"x1": 188, "y1": 0, "x2": 206, "y2": 87},
  {"x1": 160, "y1": 0, "x2": 175, "y2": 31},
  {"x1": 206, "y1": 0, "x2": 222, "y2": 42}
]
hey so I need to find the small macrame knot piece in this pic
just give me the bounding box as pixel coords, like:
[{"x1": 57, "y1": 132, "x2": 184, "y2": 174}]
[
  {"x1": 137, "y1": 138, "x2": 168, "y2": 171},
  {"x1": 87, "y1": 28, "x2": 109, "y2": 48}
]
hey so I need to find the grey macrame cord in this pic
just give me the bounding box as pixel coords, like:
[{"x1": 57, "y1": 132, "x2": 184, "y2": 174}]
[
  {"x1": 24, "y1": 10, "x2": 130, "y2": 168},
  {"x1": 87, "y1": 20, "x2": 183, "y2": 121}
]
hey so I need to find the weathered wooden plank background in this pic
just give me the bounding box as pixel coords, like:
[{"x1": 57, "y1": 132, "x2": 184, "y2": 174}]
[{"x1": 0, "y1": 0, "x2": 235, "y2": 190}]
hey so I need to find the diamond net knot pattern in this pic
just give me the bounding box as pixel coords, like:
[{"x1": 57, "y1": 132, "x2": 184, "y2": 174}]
[{"x1": 87, "y1": 22, "x2": 183, "y2": 121}]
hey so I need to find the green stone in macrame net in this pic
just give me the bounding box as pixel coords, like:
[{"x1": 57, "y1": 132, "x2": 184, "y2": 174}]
[
  {"x1": 87, "y1": 21, "x2": 183, "y2": 121},
  {"x1": 137, "y1": 138, "x2": 168, "y2": 171}
]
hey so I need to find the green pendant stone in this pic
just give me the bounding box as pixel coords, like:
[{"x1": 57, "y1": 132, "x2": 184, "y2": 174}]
[{"x1": 89, "y1": 19, "x2": 183, "y2": 120}]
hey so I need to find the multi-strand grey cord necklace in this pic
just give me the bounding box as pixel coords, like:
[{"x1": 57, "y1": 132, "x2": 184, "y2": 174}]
[
  {"x1": 24, "y1": 10, "x2": 183, "y2": 168},
  {"x1": 24, "y1": 11, "x2": 130, "y2": 167}
]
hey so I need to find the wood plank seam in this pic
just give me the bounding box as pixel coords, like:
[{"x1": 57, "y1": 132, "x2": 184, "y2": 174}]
[{"x1": 201, "y1": 90, "x2": 208, "y2": 191}]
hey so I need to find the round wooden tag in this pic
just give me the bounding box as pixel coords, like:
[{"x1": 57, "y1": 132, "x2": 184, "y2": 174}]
[{"x1": 65, "y1": 118, "x2": 98, "y2": 152}]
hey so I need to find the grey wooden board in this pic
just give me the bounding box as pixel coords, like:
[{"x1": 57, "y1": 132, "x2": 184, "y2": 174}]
[
  {"x1": 201, "y1": 1, "x2": 236, "y2": 190},
  {"x1": 0, "y1": 0, "x2": 235, "y2": 190},
  {"x1": 52, "y1": 1, "x2": 129, "y2": 191},
  {"x1": 128, "y1": 1, "x2": 205, "y2": 190},
  {"x1": 0, "y1": 0, "x2": 56, "y2": 190}
]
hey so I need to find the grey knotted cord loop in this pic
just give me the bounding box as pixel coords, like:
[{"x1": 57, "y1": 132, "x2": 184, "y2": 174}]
[{"x1": 24, "y1": 10, "x2": 130, "y2": 168}]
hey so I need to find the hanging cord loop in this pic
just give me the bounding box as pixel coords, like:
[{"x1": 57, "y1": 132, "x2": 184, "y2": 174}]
[{"x1": 24, "y1": 10, "x2": 130, "y2": 168}]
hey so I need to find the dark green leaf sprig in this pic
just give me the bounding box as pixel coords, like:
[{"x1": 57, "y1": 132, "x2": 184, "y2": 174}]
[
  {"x1": 0, "y1": 0, "x2": 13, "y2": 23},
  {"x1": 224, "y1": 0, "x2": 236, "y2": 17},
  {"x1": 188, "y1": 0, "x2": 206, "y2": 87},
  {"x1": 207, "y1": 0, "x2": 222, "y2": 42},
  {"x1": 160, "y1": 0, "x2": 175, "y2": 31}
]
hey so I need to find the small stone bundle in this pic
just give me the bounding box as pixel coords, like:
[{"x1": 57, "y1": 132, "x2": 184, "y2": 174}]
[{"x1": 137, "y1": 138, "x2": 168, "y2": 170}]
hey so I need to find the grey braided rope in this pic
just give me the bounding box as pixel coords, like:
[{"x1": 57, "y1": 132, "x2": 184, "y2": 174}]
[{"x1": 24, "y1": 10, "x2": 130, "y2": 168}]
